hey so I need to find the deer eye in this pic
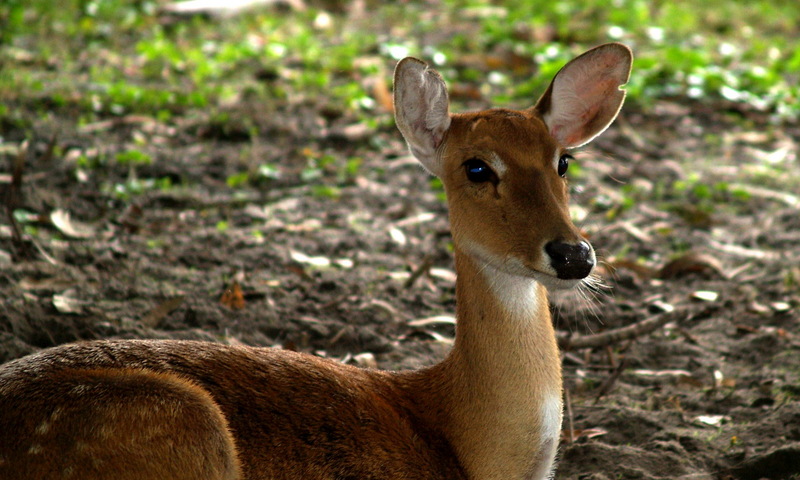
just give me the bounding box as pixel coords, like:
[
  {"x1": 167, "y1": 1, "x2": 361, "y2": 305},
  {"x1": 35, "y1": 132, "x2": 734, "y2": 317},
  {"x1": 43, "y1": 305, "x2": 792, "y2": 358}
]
[
  {"x1": 557, "y1": 154, "x2": 572, "y2": 177},
  {"x1": 464, "y1": 158, "x2": 497, "y2": 183}
]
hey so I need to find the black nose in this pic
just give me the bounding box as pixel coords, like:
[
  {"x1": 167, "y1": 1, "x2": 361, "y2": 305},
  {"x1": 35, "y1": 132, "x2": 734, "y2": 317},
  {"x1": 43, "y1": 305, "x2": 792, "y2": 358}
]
[{"x1": 545, "y1": 240, "x2": 595, "y2": 280}]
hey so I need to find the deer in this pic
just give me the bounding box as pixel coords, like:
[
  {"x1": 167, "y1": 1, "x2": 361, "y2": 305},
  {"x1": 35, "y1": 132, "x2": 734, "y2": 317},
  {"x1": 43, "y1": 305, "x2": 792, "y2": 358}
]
[{"x1": 0, "y1": 43, "x2": 632, "y2": 480}]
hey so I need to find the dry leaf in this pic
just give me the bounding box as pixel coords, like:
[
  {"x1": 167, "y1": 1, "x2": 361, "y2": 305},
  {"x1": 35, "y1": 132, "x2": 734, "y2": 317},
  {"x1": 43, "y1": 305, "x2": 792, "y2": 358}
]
[
  {"x1": 220, "y1": 280, "x2": 245, "y2": 310},
  {"x1": 162, "y1": 0, "x2": 305, "y2": 16},
  {"x1": 659, "y1": 252, "x2": 726, "y2": 279},
  {"x1": 449, "y1": 83, "x2": 483, "y2": 101},
  {"x1": 392, "y1": 212, "x2": 436, "y2": 228},
  {"x1": 734, "y1": 324, "x2": 759, "y2": 335},
  {"x1": 290, "y1": 250, "x2": 331, "y2": 268},
  {"x1": 408, "y1": 316, "x2": 457, "y2": 327},
  {"x1": 372, "y1": 78, "x2": 393, "y2": 113},
  {"x1": 50, "y1": 209, "x2": 96, "y2": 239},
  {"x1": 707, "y1": 238, "x2": 779, "y2": 260},
  {"x1": 53, "y1": 291, "x2": 85, "y2": 314},
  {"x1": 694, "y1": 415, "x2": 730, "y2": 427},
  {"x1": 141, "y1": 296, "x2": 185, "y2": 327},
  {"x1": 606, "y1": 258, "x2": 659, "y2": 280},
  {"x1": 334, "y1": 258, "x2": 354, "y2": 269},
  {"x1": 747, "y1": 301, "x2": 771, "y2": 314},
  {"x1": 429, "y1": 268, "x2": 457, "y2": 283},
  {"x1": 359, "y1": 299, "x2": 401, "y2": 321},
  {"x1": 332, "y1": 123, "x2": 371, "y2": 142},
  {"x1": 19, "y1": 276, "x2": 76, "y2": 291},
  {"x1": 692, "y1": 290, "x2": 719, "y2": 302},
  {"x1": 650, "y1": 300, "x2": 675, "y2": 313},
  {"x1": 389, "y1": 227, "x2": 407, "y2": 246},
  {"x1": 352, "y1": 352, "x2": 377, "y2": 369},
  {"x1": 286, "y1": 263, "x2": 311, "y2": 280},
  {"x1": 419, "y1": 330, "x2": 454, "y2": 345},
  {"x1": 771, "y1": 302, "x2": 791, "y2": 313},
  {"x1": 632, "y1": 369, "x2": 692, "y2": 379},
  {"x1": 561, "y1": 428, "x2": 608, "y2": 442}
]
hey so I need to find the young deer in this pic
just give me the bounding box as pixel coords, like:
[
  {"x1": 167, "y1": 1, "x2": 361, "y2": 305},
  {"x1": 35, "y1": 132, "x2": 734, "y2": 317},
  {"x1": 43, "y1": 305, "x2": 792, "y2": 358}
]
[{"x1": 0, "y1": 43, "x2": 631, "y2": 480}]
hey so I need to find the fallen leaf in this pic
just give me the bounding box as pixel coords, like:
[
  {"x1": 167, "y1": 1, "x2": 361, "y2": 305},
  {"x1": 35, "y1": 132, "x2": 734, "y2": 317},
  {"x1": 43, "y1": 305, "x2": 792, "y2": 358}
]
[
  {"x1": 449, "y1": 83, "x2": 483, "y2": 101},
  {"x1": 408, "y1": 316, "x2": 457, "y2": 327},
  {"x1": 632, "y1": 369, "x2": 693, "y2": 379},
  {"x1": 392, "y1": 212, "x2": 436, "y2": 228},
  {"x1": 692, "y1": 290, "x2": 719, "y2": 302},
  {"x1": 561, "y1": 428, "x2": 608, "y2": 442},
  {"x1": 220, "y1": 280, "x2": 245, "y2": 310},
  {"x1": 606, "y1": 258, "x2": 659, "y2": 280},
  {"x1": 429, "y1": 268, "x2": 457, "y2": 283},
  {"x1": 649, "y1": 300, "x2": 675, "y2": 313},
  {"x1": 162, "y1": 0, "x2": 305, "y2": 16},
  {"x1": 359, "y1": 299, "x2": 401, "y2": 321},
  {"x1": 290, "y1": 250, "x2": 331, "y2": 268},
  {"x1": 747, "y1": 301, "x2": 771, "y2": 314},
  {"x1": 770, "y1": 302, "x2": 791, "y2": 313},
  {"x1": 618, "y1": 220, "x2": 654, "y2": 243},
  {"x1": 352, "y1": 352, "x2": 377, "y2": 369},
  {"x1": 141, "y1": 296, "x2": 185, "y2": 327},
  {"x1": 330, "y1": 123, "x2": 371, "y2": 142},
  {"x1": 694, "y1": 415, "x2": 730, "y2": 427},
  {"x1": 372, "y1": 78, "x2": 393, "y2": 112},
  {"x1": 334, "y1": 258, "x2": 354, "y2": 269},
  {"x1": 418, "y1": 330, "x2": 454, "y2": 345},
  {"x1": 53, "y1": 291, "x2": 85, "y2": 314},
  {"x1": 19, "y1": 276, "x2": 76, "y2": 291},
  {"x1": 713, "y1": 370, "x2": 725, "y2": 388},
  {"x1": 389, "y1": 227, "x2": 407, "y2": 246},
  {"x1": 659, "y1": 252, "x2": 726, "y2": 279},
  {"x1": 734, "y1": 324, "x2": 759, "y2": 335},
  {"x1": 286, "y1": 263, "x2": 312, "y2": 280},
  {"x1": 50, "y1": 209, "x2": 96, "y2": 239}
]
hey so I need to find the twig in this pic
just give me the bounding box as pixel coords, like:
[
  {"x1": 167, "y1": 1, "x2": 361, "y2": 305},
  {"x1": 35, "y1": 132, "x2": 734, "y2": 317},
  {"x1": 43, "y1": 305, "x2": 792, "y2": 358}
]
[
  {"x1": 593, "y1": 356, "x2": 628, "y2": 405},
  {"x1": 564, "y1": 388, "x2": 575, "y2": 444},
  {"x1": 404, "y1": 255, "x2": 434, "y2": 289},
  {"x1": 5, "y1": 141, "x2": 27, "y2": 257},
  {"x1": 558, "y1": 312, "x2": 674, "y2": 350},
  {"x1": 41, "y1": 133, "x2": 58, "y2": 164}
]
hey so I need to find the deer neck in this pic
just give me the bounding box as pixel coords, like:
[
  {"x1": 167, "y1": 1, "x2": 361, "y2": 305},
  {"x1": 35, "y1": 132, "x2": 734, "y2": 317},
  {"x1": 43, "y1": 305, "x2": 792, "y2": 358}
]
[{"x1": 407, "y1": 247, "x2": 563, "y2": 480}]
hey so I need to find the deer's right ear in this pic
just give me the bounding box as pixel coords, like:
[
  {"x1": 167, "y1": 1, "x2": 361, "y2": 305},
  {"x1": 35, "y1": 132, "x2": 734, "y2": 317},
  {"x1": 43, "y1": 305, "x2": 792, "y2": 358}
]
[{"x1": 393, "y1": 57, "x2": 451, "y2": 177}]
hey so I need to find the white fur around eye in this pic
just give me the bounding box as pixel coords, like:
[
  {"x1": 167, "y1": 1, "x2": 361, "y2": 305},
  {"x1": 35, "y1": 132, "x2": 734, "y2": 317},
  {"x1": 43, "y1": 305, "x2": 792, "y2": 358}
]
[{"x1": 487, "y1": 152, "x2": 508, "y2": 178}]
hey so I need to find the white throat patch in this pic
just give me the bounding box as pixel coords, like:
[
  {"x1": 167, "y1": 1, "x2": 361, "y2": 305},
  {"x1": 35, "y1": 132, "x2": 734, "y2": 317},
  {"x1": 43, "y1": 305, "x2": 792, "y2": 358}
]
[{"x1": 482, "y1": 260, "x2": 542, "y2": 321}]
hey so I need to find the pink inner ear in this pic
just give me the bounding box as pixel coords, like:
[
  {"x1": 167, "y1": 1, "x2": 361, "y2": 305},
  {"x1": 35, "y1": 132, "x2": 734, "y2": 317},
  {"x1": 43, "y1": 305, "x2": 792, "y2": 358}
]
[{"x1": 563, "y1": 128, "x2": 587, "y2": 147}]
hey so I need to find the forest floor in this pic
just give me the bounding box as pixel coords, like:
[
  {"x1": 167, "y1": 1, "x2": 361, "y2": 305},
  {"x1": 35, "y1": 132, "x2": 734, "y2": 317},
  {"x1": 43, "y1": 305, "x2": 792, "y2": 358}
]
[{"x1": 1, "y1": 3, "x2": 800, "y2": 479}]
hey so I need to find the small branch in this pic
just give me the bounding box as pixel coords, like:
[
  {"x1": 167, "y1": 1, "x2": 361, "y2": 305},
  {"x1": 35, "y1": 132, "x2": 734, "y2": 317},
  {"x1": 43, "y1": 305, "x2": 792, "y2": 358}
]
[
  {"x1": 558, "y1": 312, "x2": 674, "y2": 350},
  {"x1": 593, "y1": 356, "x2": 628, "y2": 405},
  {"x1": 5, "y1": 141, "x2": 27, "y2": 258},
  {"x1": 404, "y1": 255, "x2": 434, "y2": 289},
  {"x1": 564, "y1": 388, "x2": 575, "y2": 444}
]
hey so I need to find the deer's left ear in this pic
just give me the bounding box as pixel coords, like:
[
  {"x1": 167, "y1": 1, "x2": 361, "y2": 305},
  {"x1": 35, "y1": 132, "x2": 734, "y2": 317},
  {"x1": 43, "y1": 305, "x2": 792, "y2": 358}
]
[
  {"x1": 393, "y1": 57, "x2": 451, "y2": 177},
  {"x1": 533, "y1": 43, "x2": 632, "y2": 148}
]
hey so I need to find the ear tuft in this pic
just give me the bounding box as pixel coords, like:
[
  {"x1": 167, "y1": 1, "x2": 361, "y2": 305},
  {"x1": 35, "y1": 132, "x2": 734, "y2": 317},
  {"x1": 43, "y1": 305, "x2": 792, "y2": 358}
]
[
  {"x1": 393, "y1": 58, "x2": 451, "y2": 176},
  {"x1": 534, "y1": 43, "x2": 632, "y2": 148}
]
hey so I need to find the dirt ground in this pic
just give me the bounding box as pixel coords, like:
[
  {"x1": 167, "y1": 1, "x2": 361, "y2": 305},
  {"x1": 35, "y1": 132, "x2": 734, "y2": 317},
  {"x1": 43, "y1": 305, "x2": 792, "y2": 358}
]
[{"x1": 1, "y1": 66, "x2": 799, "y2": 478}]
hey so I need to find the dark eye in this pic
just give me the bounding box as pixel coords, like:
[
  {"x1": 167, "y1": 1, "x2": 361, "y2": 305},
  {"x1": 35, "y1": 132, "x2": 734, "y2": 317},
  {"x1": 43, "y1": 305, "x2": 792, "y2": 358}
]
[
  {"x1": 464, "y1": 158, "x2": 496, "y2": 183},
  {"x1": 557, "y1": 154, "x2": 572, "y2": 177}
]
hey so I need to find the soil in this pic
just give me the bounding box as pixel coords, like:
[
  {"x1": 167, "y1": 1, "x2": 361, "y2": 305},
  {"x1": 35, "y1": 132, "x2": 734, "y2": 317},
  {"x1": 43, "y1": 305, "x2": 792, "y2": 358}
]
[{"x1": 2, "y1": 71, "x2": 799, "y2": 478}]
